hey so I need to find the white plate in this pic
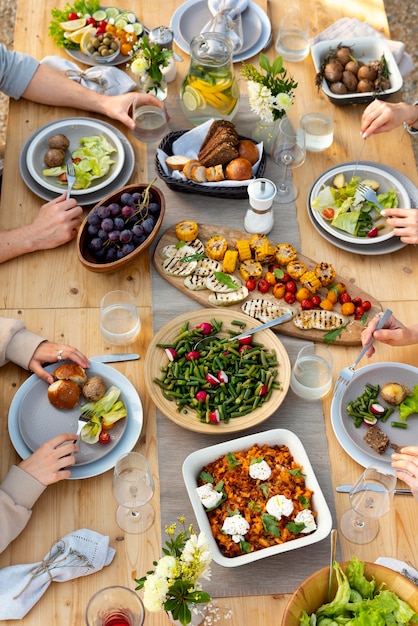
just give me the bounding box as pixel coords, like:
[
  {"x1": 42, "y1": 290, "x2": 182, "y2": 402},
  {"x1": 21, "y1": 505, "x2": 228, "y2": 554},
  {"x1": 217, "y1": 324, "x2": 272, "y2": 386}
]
[
  {"x1": 309, "y1": 163, "x2": 411, "y2": 245},
  {"x1": 25, "y1": 118, "x2": 125, "y2": 195},
  {"x1": 331, "y1": 362, "x2": 418, "y2": 468},
  {"x1": 19, "y1": 118, "x2": 135, "y2": 206},
  {"x1": 171, "y1": 0, "x2": 271, "y2": 63},
  {"x1": 8, "y1": 361, "x2": 143, "y2": 479},
  {"x1": 182, "y1": 428, "x2": 332, "y2": 567}
]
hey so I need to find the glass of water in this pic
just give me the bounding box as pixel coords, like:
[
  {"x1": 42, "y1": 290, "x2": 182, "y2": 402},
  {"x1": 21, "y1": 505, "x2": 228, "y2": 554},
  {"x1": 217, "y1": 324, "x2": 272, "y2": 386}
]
[
  {"x1": 275, "y1": 8, "x2": 310, "y2": 62},
  {"x1": 301, "y1": 99, "x2": 334, "y2": 152},
  {"x1": 132, "y1": 102, "x2": 168, "y2": 143},
  {"x1": 100, "y1": 290, "x2": 140, "y2": 346},
  {"x1": 290, "y1": 343, "x2": 333, "y2": 400}
]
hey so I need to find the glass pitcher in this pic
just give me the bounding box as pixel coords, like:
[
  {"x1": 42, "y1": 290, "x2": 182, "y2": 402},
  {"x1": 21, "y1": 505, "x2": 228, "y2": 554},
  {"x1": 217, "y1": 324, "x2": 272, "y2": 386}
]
[{"x1": 180, "y1": 32, "x2": 240, "y2": 125}]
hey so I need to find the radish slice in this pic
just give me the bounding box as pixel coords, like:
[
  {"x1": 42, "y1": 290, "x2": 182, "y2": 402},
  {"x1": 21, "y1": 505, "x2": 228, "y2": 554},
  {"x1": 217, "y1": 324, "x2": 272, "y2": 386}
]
[
  {"x1": 363, "y1": 415, "x2": 377, "y2": 426},
  {"x1": 370, "y1": 403, "x2": 386, "y2": 415}
]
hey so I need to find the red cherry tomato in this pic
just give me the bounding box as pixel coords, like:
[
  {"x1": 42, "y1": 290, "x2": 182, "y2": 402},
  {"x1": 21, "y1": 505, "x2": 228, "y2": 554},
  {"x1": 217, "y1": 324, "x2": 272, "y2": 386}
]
[
  {"x1": 311, "y1": 295, "x2": 321, "y2": 307},
  {"x1": 362, "y1": 300, "x2": 372, "y2": 311},
  {"x1": 98, "y1": 430, "x2": 111, "y2": 445},
  {"x1": 352, "y1": 296, "x2": 363, "y2": 307},
  {"x1": 86, "y1": 17, "x2": 97, "y2": 26},
  {"x1": 257, "y1": 279, "x2": 270, "y2": 294},
  {"x1": 339, "y1": 292, "x2": 352, "y2": 305},
  {"x1": 58, "y1": 172, "x2": 67, "y2": 182},
  {"x1": 354, "y1": 305, "x2": 365, "y2": 320},
  {"x1": 68, "y1": 12, "x2": 79, "y2": 19},
  {"x1": 281, "y1": 272, "x2": 291, "y2": 283},
  {"x1": 285, "y1": 281, "x2": 297, "y2": 293},
  {"x1": 268, "y1": 263, "x2": 280, "y2": 272},
  {"x1": 323, "y1": 208, "x2": 335, "y2": 220},
  {"x1": 284, "y1": 292, "x2": 296, "y2": 305},
  {"x1": 245, "y1": 278, "x2": 257, "y2": 291},
  {"x1": 301, "y1": 298, "x2": 314, "y2": 310}
]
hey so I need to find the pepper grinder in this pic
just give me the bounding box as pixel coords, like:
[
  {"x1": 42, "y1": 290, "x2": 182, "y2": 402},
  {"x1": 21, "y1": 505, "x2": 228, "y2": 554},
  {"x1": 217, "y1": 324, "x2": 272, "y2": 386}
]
[
  {"x1": 149, "y1": 26, "x2": 177, "y2": 83},
  {"x1": 245, "y1": 178, "x2": 277, "y2": 234}
]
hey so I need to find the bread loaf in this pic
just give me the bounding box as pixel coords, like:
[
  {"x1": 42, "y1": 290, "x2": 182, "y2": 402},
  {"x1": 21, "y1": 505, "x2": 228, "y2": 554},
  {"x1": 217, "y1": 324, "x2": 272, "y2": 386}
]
[
  {"x1": 165, "y1": 155, "x2": 190, "y2": 171},
  {"x1": 198, "y1": 120, "x2": 239, "y2": 167},
  {"x1": 48, "y1": 379, "x2": 81, "y2": 409}
]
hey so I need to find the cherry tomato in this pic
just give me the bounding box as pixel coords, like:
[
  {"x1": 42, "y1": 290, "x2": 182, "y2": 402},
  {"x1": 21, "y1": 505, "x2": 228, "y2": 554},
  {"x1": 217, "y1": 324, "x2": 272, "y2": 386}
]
[
  {"x1": 284, "y1": 292, "x2": 296, "y2": 305},
  {"x1": 272, "y1": 283, "x2": 285, "y2": 299},
  {"x1": 86, "y1": 17, "x2": 97, "y2": 26},
  {"x1": 245, "y1": 278, "x2": 257, "y2": 291},
  {"x1": 320, "y1": 298, "x2": 334, "y2": 311},
  {"x1": 121, "y1": 42, "x2": 133, "y2": 55},
  {"x1": 362, "y1": 300, "x2": 372, "y2": 311},
  {"x1": 281, "y1": 272, "x2": 291, "y2": 283},
  {"x1": 285, "y1": 281, "x2": 296, "y2": 293},
  {"x1": 311, "y1": 295, "x2": 321, "y2": 307},
  {"x1": 125, "y1": 32, "x2": 138, "y2": 43},
  {"x1": 68, "y1": 12, "x2": 79, "y2": 20},
  {"x1": 58, "y1": 172, "x2": 67, "y2": 182},
  {"x1": 339, "y1": 292, "x2": 352, "y2": 305},
  {"x1": 334, "y1": 282, "x2": 347, "y2": 295},
  {"x1": 341, "y1": 301, "x2": 355, "y2": 316},
  {"x1": 352, "y1": 296, "x2": 363, "y2": 307},
  {"x1": 268, "y1": 263, "x2": 280, "y2": 272},
  {"x1": 72, "y1": 157, "x2": 81, "y2": 164},
  {"x1": 301, "y1": 298, "x2": 314, "y2": 310},
  {"x1": 326, "y1": 289, "x2": 338, "y2": 304},
  {"x1": 323, "y1": 207, "x2": 335, "y2": 220},
  {"x1": 105, "y1": 23, "x2": 116, "y2": 33},
  {"x1": 257, "y1": 279, "x2": 270, "y2": 294},
  {"x1": 264, "y1": 271, "x2": 277, "y2": 286},
  {"x1": 354, "y1": 305, "x2": 365, "y2": 320},
  {"x1": 98, "y1": 430, "x2": 111, "y2": 445},
  {"x1": 296, "y1": 287, "x2": 311, "y2": 302}
]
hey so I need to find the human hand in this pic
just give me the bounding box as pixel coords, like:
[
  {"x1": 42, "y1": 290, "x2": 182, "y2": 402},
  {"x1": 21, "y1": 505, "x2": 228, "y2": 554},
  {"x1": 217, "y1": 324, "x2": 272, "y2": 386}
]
[
  {"x1": 380, "y1": 207, "x2": 418, "y2": 244},
  {"x1": 19, "y1": 433, "x2": 79, "y2": 485},
  {"x1": 101, "y1": 91, "x2": 167, "y2": 131},
  {"x1": 360, "y1": 100, "x2": 416, "y2": 138},
  {"x1": 29, "y1": 343, "x2": 90, "y2": 383},
  {"x1": 361, "y1": 312, "x2": 407, "y2": 356},
  {"x1": 28, "y1": 193, "x2": 84, "y2": 251},
  {"x1": 391, "y1": 446, "x2": 418, "y2": 501}
]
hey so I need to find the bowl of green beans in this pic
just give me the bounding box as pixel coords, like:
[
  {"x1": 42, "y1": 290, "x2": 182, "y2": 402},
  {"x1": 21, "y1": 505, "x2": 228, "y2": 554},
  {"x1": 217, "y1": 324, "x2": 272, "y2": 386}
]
[{"x1": 144, "y1": 309, "x2": 291, "y2": 433}]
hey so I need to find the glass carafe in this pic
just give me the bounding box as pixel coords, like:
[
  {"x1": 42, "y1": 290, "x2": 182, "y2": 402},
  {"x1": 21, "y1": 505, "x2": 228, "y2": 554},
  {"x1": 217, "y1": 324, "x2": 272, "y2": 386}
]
[{"x1": 180, "y1": 32, "x2": 239, "y2": 125}]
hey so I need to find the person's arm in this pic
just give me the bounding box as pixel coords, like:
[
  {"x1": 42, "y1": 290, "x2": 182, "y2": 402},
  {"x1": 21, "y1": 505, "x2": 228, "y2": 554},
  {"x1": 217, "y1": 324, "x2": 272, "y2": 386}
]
[
  {"x1": 361, "y1": 100, "x2": 418, "y2": 138},
  {"x1": 361, "y1": 313, "x2": 418, "y2": 356}
]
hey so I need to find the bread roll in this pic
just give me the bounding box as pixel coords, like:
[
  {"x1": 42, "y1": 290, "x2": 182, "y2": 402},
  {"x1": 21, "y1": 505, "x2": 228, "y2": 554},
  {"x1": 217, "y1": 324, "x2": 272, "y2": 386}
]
[
  {"x1": 237, "y1": 139, "x2": 259, "y2": 165},
  {"x1": 165, "y1": 155, "x2": 190, "y2": 171},
  {"x1": 53, "y1": 363, "x2": 87, "y2": 387},
  {"x1": 182, "y1": 160, "x2": 201, "y2": 179},
  {"x1": 48, "y1": 379, "x2": 81, "y2": 410},
  {"x1": 225, "y1": 157, "x2": 252, "y2": 181}
]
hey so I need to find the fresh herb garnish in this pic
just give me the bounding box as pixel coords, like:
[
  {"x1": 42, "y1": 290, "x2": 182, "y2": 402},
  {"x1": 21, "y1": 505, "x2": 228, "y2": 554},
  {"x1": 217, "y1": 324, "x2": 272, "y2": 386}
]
[
  {"x1": 286, "y1": 521, "x2": 306, "y2": 535},
  {"x1": 226, "y1": 452, "x2": 240, "y2": 468},
  {"x1": 261, "y1": 513, "x2": 280, "y2": 537},
  {"x1": 323, "y1": 323, "x2": 349, "y2": 344},
  {"x1": 213, "y1": 271, "x2": 239, "y2": 291}
]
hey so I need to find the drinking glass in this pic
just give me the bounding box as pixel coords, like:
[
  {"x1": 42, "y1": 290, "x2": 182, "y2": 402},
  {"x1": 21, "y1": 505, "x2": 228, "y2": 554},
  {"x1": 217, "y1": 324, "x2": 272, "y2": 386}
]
[
  {"x1": 271, "y1": 116, "x2": 306, "y2": 203},
  {"x1": 100, "y1": 290, "x2": 140, "y2": 346},
  {"x1": 290, "y1": 344, "x2": 333, "y2": 400},
  {"x1": 340, "y1": 465, "x2": 396, "y2": 544},
  {"x1": 301, "y1": 99, "x2": 334, "y2": 152},
  {"x1": 85, "y1": 586, "x2": 145, "y2": 626},
  {"x1": 112, "y1": 452, "x2": 155, "y2": 533},
  {"x1": 275, "y1": 9, "x2": 310, "y2": 62},
  {"x1": 132, "y1": 102, "x2": 168, "y2": 143}
]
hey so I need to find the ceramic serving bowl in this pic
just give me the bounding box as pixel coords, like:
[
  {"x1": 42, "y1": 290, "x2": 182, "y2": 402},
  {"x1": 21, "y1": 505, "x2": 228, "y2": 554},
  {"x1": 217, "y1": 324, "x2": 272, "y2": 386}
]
[
  {"x1": 77, "y1": 183, "x2": 165, "y2": 273},
  {"x1": 282, "y1": 561, "x2": 418, "y2": 626}
]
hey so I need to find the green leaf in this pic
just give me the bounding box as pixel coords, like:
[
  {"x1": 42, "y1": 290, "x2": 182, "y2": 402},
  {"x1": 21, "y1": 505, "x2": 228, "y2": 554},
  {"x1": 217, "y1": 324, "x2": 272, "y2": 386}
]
[
  {"x1": 285, "y1": 521, "x2": 306, "y2": 535},
  {"x1": 323, "y1": 323, "x2": 348, "y2": 344},
  {"x1": 239, "y1": 540, "x2": 251, "y2": 553},
  {"x1": 213, "y1": 271, "x2": 239, "y2": 290},
  {"x1": 226, "y1": 452, "x2": 240, "y2": 468},
  {"x1": 258, "y1": 483, "x2": 270, "y2": 498},
  {"x1": 289, "y1": 468, "x2": 305, "y2": 478},
  {"x1": 261, "y1": 513, "x2": 280, "y2": 537},
  {"x1": 250, "y1": 456, "x2": 264, "y2": 465},
  {"x1": 298, "y1": 495, "x2": 310, "y2": 509},
  {"x1": 199, "y1": 471, "x2": 214, "y2": 483},
  {"x1": 259, "y1": 53, "x2": 271, "y2": 74}
]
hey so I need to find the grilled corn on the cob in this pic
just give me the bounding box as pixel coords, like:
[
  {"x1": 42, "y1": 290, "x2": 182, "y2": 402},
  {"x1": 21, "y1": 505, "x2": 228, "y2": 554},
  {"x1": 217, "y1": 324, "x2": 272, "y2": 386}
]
[
  {"x1": 205, "y1": 236, "x2": 228, "y2": 260},
  {"x1": 175, "y1": 220, "x2": 199, "y2": 242}
]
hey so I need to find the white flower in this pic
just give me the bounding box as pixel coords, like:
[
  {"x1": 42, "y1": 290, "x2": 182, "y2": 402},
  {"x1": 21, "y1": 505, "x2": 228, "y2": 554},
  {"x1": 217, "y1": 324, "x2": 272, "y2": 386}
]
[
  {"x1": 130, "y1": 53, "x2": 149, "y2": 76},
  {"x1": 247, "y1": 80, "x2": 276, "y2": 124},
  {"x1": 155, "y1": 555, "x2": 177, "y2": 579},
  {"x1": 274, "y1": 92, "x2": 294, "y2": 113},
  {"x1": 143, "y1": 573, "x2": 169, "y2": 612},
  {"x1": 181, "y1": 532, "x2": 213, "y2": 581}
]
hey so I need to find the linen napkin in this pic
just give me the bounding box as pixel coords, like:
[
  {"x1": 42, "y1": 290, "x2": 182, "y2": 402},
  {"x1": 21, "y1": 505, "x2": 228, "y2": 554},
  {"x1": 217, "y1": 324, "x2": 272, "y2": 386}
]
[
  {"x1": 310, "y1": 17, "x2": 414, "y2": 77},
  {"x1": 201, "y1": 0, "x2": 249, "y2": 53},
  {"x1": 375, "y1": 557, "x2": 418, "y2": 586},
  {"x1": 41, "y1": 55, "x2": 136, "y2": 95},
  {"x1": 0, "y1": 528, "x2": 116, "y2": 620},
  {"x1": 156, "y1": 117, "x2": 263, "y2": 187}
]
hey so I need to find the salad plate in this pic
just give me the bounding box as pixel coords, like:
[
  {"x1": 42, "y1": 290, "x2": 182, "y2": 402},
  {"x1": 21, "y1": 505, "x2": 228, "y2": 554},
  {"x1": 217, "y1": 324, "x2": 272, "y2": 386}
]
[
  {"x1": 331, "y1": 362, "x2": 418, "y2": 468},
  {"x1": 9, "y1": 361, "x2": 143, "y2": 479},
  {"x1": 19, "y1": 118, "x2": 135, "y2": 206},
  {"x1": 25, "y1": 118, "x2": 125, "y2": 195},
  {"x1": 309, "y1": 163, "x2": 411, "y2": 245}
]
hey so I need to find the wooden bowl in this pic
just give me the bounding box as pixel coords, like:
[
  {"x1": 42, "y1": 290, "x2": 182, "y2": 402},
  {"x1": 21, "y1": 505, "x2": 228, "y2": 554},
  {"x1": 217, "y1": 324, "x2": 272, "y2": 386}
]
[
  {"x1": 77, "y1": 183, "x2": 165, "y2": 273},
  {"x1": 282, "y1": 561, "x2": 418, "y2": 626}
]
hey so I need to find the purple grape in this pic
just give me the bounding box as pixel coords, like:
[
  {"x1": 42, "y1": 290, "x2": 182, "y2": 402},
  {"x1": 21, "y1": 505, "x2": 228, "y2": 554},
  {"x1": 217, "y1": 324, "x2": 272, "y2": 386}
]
[
  {"x1": 108, "y1": 230, "x2": 121, "y2": 242},
  {"x1": 90, "y1": 237, "x2": 104, "y2": 251},
  {"x1": 121, "y1": 243, "x2": 135, "y2": 255},
  {"x1": 121, "y1": 205, "x2": 134, "y2": 219},
  {"x1": 148, "y1": 202, "x2": 160, "y2": 216},
  {"x1": 97, "y1": 205, "x2": 111, "y2": 219},
  {"x1": 134, "y1": 234, "x2": 147, "y2": 245},
  {"x1": 93, "y1": 248, "x2": 106, "y2": 261},
  {"x1": 87, "y1": 212, "x2": 101, "y2": 226},
  {"x1": 132, "y1": 223, "x2": 144, "y2": 237},
  {"x1": 120, "y1": 192, "x2": 134, "y2": 205},
  {"x1": 142, "y1": 216, "x2": 155, "y2": 235},
  {"x1": 132, "y1": 192, "x2": 142, "y2": 203},
  {"x1": 108, "y1": 202, "x2": 121, "y2": 216},
  {"x1": 88, "y1": 224, "x2": 99, "y2": 236},
  {"x1": 105, "y1": 248, "x2": 117, "y2": 262},
  {"x1": 120, "y1": 229, "x2": 133, "y2": 243},
  {"x1": 113, "y1": 216, "x2": 125, "y2": 230},
  {"x1": 116, "y1": 249, "x2": 125, "y2": 259},
  {"x1": 98, "y1": 229, "x2": 108, "y2": 240},
  {"x1": 137, "y1": 205, "x2": 148, "y2": 219},
  {"x1": 101, "y1": 218, "x2": 114, "y2": 232}
]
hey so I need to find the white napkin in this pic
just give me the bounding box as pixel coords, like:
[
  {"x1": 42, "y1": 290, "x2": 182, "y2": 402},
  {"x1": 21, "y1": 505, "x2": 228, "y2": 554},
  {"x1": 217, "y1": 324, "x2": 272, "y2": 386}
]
[
  {"x1": 157, "y1": 118, "x2": 263, "y2": 187},
  {"x1": 310, "y1": 17, "x2": 414, "y2": 77},
  {"x1": 41, "y1": 55, "x2": 136, "y2": 95},
  {"x1": 201, "y1": 0, "x2": 249, "y2": 53},
  {"x1": 0, "y1": 529, "x2": 116, "y2": 620},
  {"x1": 375, "y1": 557, "x2": 418, "y2": 586}
]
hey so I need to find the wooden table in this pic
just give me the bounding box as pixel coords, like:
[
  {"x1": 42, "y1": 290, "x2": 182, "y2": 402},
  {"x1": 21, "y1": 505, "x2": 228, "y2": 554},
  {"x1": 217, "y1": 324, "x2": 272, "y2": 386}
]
[{"x1": 0, "y1": 0, "x2": 417, "y2": 623}]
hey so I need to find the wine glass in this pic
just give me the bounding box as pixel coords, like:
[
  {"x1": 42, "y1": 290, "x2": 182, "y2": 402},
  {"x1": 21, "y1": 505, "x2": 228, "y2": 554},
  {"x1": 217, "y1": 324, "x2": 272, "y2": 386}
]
[
  {"x1": 271, "y1": 116, "x2": 306, "y2": 203},
  {"x1": 339, "y1": 465, "x2": 396, "y2": 544},
  {"x1": 112, "y1": 452, "x2": 155, "y2": 534},
  {"x1": 85, "y1": 586, "x2": 145, "y2": 626}
]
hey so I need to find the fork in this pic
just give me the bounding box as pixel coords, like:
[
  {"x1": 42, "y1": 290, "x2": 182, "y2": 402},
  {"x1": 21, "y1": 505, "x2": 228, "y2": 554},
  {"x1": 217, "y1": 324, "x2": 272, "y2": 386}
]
[
  {"x1": 65, "y1": 161, "x2": 76, "y2": 200},
  {"x1": 357, "y1": 182, "x2": 385, "y2": 213},
  {"x1": 333, "y1": 309, "x2": 393, "y2": 396}
]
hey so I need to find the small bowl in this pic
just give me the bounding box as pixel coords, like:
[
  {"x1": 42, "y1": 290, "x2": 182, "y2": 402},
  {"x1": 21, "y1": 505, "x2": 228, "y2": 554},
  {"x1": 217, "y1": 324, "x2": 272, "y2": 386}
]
[
  {"x1": 84, "y1": 32, "x2": 121, "y2": 64},
  {"x1": 282, "y1": 561, "x2": 418, "y2": 626},
  {"x1": 311, "y1": 36, "x2": 403, "y2": 105},
  {"x1": 77, "y1": 183, "x2": 165, "y2": 273}
]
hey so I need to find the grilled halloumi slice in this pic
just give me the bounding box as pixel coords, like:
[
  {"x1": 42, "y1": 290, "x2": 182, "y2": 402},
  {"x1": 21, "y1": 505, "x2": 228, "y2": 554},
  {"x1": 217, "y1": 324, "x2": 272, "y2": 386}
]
[
  {"x1": 187, "y1": 238, "x2": 205, "y2": 255},
  {"x1": 159, "y1": 244, "x2": 196, "y2": 259},
  {"x1": 205, "y1": 274, "x2": 241, "y2": 293},
  {"x1": 241, "y1": 299, "x2": 295, "y2": 323},
  {"x1": 293, "y1": 310, "x2": 349, "y2": 330},
  {"x1": 184, "y1": 274, "x2": 208, "y2": 291},
  {"x1": 208, "y1": 286, "x2": 249, "y2": 306},
  {"x1": 194, "y1": 258, "x2": 222, "y2": 276},
  {"x1": 162, "y1": 256, "x2": 198, "y2": 276}
]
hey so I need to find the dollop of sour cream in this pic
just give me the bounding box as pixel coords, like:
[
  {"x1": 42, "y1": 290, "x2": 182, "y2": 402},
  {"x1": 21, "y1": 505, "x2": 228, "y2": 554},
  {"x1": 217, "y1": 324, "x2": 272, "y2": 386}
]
[
  {"x1": 196, "y1": 483, "x2": 223, "y2": 509},
  {"x1": 266, "y1": 494, "x2": 294, "y2": 520},
  {"x1": 294, "y1": 509, "x2": 317, "y2": 533},
  {"x1": 249, "y1": 459, "x2": 272, "y2": 480},
  {"x1": 222, "y1": 514, "x2": 250, "y2": 543}
]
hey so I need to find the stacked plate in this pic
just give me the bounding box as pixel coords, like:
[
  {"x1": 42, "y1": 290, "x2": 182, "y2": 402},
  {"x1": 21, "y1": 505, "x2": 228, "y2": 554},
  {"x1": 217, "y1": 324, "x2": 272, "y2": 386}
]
[
  {"x1": 19, "y1": 117, "x2": 135, "y2": 206},
  {"x1": 8, "y1": 361, "x2": 143, "y2": 479}
]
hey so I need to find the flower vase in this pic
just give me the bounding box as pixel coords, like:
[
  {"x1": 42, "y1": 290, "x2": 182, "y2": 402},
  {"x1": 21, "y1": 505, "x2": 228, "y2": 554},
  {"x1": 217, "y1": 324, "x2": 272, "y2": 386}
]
[
  {"x1": 137, "y1": 74, "x2": 168, "y2": 101},
  {"x1": 251, "y1": 119, "x2": 279, "y2": 155},
  {"x1": 166, "y1": 603, "x2": 207, "y2": 626}
]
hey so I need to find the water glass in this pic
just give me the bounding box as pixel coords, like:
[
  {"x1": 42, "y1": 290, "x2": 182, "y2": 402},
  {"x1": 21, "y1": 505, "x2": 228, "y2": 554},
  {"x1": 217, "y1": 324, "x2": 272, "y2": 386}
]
[
  {"x1": 275, "y1": 10, "x2": 310, "y2": 62},
  {"x1": 132, "y1": 102, "x2": 168, "y2": 143},
  {"x1": 100, "y1": 290, "x2": 140, "y2": 346},
  {"x1": 290, "y1": 344, "x2": 333, "y2": 400},
  {"x1": 301, "y1": 100, "x2": 334, "y2": 152},
  {"x1": 85, "y1": 586, "x2": 145, "y2": 626}
]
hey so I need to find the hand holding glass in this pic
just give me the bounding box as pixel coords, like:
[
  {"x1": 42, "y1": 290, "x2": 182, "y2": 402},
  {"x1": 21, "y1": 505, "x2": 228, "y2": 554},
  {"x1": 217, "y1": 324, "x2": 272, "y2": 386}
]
[
  {"x1": 271, "y1": 116, "x2": 306, "y2": 203},
  {"x1": 340, "y1": 465, "x2": 396, "y2": 544},
  {"x1": 112, "y1": 452, "x2": 155, "y2": 533}
]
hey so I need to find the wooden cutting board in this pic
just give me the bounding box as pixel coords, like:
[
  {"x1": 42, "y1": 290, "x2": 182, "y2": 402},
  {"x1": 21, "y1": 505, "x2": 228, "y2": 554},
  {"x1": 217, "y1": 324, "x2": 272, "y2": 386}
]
[{"x1": 153, "y1": 223, "x2": 383, "y2": 345}]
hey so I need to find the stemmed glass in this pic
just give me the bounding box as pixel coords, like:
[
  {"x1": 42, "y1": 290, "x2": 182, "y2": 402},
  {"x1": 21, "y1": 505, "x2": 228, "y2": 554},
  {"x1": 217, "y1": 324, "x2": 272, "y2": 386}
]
[
  {"x1": 112, "y1": 452, "x2": 155, "y2": 534},
  {"x1": 339, "y1": 465, "x2": 396, "y2": 544},
  {"x1": 271, "y1": 116, "x2": 306, "y2": 203}
]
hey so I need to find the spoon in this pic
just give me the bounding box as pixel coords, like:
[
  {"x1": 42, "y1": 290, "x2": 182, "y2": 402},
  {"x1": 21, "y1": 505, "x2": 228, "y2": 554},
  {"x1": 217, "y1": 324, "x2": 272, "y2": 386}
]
[{"x1": 327, "y1": 529, "x2": 338, "y2": 602}]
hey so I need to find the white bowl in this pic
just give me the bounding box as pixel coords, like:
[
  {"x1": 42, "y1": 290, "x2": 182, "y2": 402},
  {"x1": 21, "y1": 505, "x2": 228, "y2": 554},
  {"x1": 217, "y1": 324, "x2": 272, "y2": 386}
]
[
  {"x1": 182, "y1": 428, "x2": 332, "y2": 567},
  {"x1": 26, "y1": 118, "x2": 125, "y2": 195},
  {"x1": 311, "y1": 36, "x2": 403, "y2": 105},
  {"x1": 309, "y1": 163, "x2": 411, "y2": 245}
]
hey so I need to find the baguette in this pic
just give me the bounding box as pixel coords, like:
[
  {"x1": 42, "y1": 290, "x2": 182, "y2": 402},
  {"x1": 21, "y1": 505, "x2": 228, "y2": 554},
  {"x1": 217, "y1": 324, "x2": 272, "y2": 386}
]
[{"x1": 165, "y1": 154, "x2": 190, "y2": 171}]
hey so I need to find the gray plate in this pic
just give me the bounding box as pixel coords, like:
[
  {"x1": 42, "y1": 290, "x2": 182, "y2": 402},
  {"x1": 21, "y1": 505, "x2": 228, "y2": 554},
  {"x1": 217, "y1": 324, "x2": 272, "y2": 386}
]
[{"x1": 19, "y1": 117, "x2": 135, "y2": 206}]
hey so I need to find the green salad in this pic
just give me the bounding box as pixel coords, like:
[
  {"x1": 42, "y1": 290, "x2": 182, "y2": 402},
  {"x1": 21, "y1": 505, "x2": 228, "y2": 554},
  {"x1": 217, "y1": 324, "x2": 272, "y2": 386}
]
[
  {"x1": 43, "y1": 135, "x2": 116, "y2": 189},
  {"x1": 312, "y1": 175, "x2": 398, "y2": 238},
  {"x1": 300, "y1": 556, "x2": 418, "y2": 626}
]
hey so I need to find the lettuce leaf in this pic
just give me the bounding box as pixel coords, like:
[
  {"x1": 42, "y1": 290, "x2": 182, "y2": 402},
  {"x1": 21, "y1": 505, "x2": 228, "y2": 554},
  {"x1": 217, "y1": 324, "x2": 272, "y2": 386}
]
[
  {"x1": 346, "y1": 555, "x2": 376, "y2": 599},
  {"x1": 399, "y1": 384, "x2": 418, "y2": 421}
]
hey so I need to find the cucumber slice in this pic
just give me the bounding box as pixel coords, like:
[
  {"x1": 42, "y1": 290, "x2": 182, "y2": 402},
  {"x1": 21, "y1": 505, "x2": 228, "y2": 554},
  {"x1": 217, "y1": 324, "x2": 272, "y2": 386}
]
[
  {"x1": 105, "y1": 7, "x2": 121, "y2": 19},
  {"x1": 92, "y1": 9, "x2": 107, "y2": 21},
  {"x1": 114, "y1": 17, "x2": 128, "y2": 29},
  {"x1": 132, "y1": 22, "x2": 143, "y2": 35},
  {"x1": 119, "y1": 11, "x2": 137, "y2": 23}
]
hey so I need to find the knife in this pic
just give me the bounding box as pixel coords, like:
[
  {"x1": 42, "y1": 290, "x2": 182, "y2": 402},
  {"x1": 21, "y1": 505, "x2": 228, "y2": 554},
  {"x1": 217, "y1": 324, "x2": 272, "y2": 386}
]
[
  {"x1": 90, "y1": 353, "x2": 140, "y2": 363},
  {"x1": 231, "y1": 312, "x2": 292, "y2": 341},
  {"x1": 336, "y1": 484, "x2": 412, "y2": 495}
]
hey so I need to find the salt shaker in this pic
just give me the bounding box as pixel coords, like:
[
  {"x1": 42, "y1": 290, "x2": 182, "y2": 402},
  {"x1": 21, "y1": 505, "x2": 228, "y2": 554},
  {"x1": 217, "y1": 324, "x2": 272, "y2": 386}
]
[
  {"x1": 149, "y1": 25, "x2": 177, "y2": 83},
  {"x1": 245, "y1": 178, "x2": 277, "y2": 235}
]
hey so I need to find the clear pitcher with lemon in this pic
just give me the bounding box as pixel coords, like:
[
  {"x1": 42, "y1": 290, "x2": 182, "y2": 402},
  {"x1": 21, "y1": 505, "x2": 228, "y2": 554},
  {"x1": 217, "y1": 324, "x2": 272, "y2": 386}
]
[{"x1": 181, "y1": 33, "x2": 239, "y2": 125}]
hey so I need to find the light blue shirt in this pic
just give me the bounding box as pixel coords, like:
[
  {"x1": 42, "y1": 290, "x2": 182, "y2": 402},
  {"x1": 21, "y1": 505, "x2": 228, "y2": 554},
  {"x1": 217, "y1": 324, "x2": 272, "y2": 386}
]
[{"x1": 0, "y1": 44, "x2": 39, "y2": 100}]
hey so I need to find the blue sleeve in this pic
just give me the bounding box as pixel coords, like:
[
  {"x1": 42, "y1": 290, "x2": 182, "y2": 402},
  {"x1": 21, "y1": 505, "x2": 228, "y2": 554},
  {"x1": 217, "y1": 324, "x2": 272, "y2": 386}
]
[{"x1": 0, "y1": 44, "x2": 39, "y2": 100}]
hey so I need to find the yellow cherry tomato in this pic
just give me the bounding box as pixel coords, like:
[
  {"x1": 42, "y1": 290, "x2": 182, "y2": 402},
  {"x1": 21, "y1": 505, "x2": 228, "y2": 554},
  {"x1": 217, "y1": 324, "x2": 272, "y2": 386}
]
[
  {"x1": 334, "y1": 282, "x2": 347, "y2": 295},
  {"x1": 272, "y1": 283, "x2": 285, "y2": 299},
  {"x1": 105, "y1": 23, "x2": 117, "y2": 34},
  {"x1": 120, "y1": 42, "x2": 133, "y2": 55},
  {"x1": 296, "y1": 287, "x2": 311, "y2": 302},
  {"x1": 319, "y1": 298, "x2": 334, "y2": 311},
  {"x1": 264, "y1": 271, "x2": 277, "y2": 286},
  {"x1": 341, "y1": 301, "x2": 355, "y2": 316},
  {"x1": 326, "y1": 289, "x2": 338, "y2": 304}
]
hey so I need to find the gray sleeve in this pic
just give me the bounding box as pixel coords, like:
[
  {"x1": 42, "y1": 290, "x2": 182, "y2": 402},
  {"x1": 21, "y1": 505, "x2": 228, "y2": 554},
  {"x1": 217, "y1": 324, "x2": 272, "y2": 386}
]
[{"x1": 0, "y1": 44, "x2": 39, "y2": 99}]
